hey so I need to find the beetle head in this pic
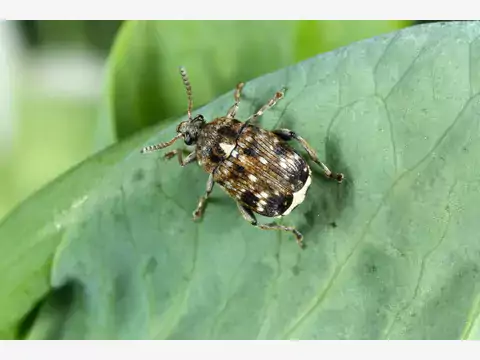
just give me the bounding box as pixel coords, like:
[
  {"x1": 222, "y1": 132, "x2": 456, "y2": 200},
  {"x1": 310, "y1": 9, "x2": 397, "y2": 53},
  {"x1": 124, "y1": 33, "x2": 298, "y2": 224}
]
[
  {"x1": 176, "y1": 114, "x2": 205, "y2": 146},
  {"x1": 140, "y1": 67, "x2": 205, "y2": 153}
]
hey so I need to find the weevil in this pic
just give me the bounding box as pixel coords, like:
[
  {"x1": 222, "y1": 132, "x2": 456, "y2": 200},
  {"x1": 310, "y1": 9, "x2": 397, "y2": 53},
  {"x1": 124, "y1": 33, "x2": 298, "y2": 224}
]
[{"x1": 140, "y1": 67, "x2": 344, "y2": 248}]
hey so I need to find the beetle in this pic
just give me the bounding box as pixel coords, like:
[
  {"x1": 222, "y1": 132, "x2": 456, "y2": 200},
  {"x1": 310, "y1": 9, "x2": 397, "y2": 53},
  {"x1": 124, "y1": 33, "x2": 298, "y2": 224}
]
[{"x1": 141, "y1": 67, "x2": 344, "y2": 248}]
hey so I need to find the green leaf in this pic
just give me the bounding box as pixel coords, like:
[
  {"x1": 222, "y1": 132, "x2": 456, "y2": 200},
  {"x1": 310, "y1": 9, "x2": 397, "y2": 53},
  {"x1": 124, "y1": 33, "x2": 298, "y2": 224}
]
[
  {"x1": 2, "y1": 21, "x2": 480, "y2": 339},
  {"x1": 107, "y1": 20, "x2": 410, "y2": 140}
]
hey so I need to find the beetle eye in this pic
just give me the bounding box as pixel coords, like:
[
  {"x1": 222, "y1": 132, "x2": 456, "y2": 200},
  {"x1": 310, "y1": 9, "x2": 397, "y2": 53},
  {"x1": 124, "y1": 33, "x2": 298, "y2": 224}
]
[{"x1": 184, "y1": 133, "x2": 193, "y2": 145}]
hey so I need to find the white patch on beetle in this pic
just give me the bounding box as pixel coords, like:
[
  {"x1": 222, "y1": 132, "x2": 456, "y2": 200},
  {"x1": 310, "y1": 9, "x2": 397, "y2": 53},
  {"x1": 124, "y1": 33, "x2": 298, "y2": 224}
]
[
  {"x1": 219, "y1": 142, "x2": 235, "y2": 157},
  {"x1": 280, "y1": 160, "x2": 288, "y2": 169},
  {"x1": 248, "y1": 174, "x2": 258, "y2": 182},
  {"x1": 260, "y1": 191, "x2": 269, "y2": 198},
  {"x1": 259, "y1": 199, "x2": 267, "y2": 206},
  {"x1": 257, "y1": 205, "x2": 264, "y2": 212},
  {"x1": 231, "y1": 150, "x2": 239, "y2": 158},
  {"x1": 259, "y1": 157, "x2": 268, "y2": 165},
  {"x1": 282, "y1": 169, "x2": 312, "y2": 216}
]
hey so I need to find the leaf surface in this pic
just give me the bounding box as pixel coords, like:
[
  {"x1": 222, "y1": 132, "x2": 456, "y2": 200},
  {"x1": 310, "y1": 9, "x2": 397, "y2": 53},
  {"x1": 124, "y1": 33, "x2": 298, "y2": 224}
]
[{"x1": 2, "y1": 21, "x2": 480, "y2": 339}]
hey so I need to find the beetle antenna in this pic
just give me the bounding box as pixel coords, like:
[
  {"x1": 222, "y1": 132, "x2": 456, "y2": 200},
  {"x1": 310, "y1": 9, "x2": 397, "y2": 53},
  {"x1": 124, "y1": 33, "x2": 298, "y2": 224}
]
[
  {"x1": 179, "y1": 66, "x2": 193, "y2": 121},
  {"x1": 140, "y1": 134, "x2": 183, "y2": 154}
]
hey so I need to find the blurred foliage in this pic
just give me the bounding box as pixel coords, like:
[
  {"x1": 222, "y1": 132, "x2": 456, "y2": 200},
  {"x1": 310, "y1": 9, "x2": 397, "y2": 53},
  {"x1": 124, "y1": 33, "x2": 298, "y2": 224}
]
[
  {"x1": 0, "y1": 97, "x2": 99, "y2": 218},
  {"x1": 18, "y1": 20, "x2": 123, "y2": 53},
  {"x1": 2, "y1": 20, "x2": 480, "y2": 340},
  {"x1": 0, "y1": 21, "x2": 413, "y2": 222},
  {"x1": 108, "y1": 20, "x2": 412, "y2": 140},
  {"x1": 0, "y1": 21, "x2": 118, "y2": 220}
]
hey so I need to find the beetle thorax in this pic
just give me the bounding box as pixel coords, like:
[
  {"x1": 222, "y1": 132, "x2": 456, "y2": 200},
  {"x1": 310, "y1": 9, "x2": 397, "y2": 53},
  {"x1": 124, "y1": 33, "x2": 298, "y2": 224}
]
[{"x1": 195, "y1": 117, "x2": 244, "y2": 173}]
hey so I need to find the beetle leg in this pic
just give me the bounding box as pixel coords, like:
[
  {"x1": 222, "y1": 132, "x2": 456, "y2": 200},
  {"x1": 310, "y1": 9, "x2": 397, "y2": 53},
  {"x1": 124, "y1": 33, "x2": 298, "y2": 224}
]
[
  {"x1": 272, "y1": 129, "x2": 344, "y2": 183},
  {"x1": 226, "y1": 82, "x2": 245, "y2": 118},
  {"x1": 245, "y1": 87, "x2": 285, "y2": 125},
  {"x1": 237, "y1": 203, "x2": 304, "y2": 248},
  {"x1": 193, "y1": 173, "x2": 215, "y2": 221},
  {"x1": 164, "y1": 149, "x2": 197, "y2": 167}
]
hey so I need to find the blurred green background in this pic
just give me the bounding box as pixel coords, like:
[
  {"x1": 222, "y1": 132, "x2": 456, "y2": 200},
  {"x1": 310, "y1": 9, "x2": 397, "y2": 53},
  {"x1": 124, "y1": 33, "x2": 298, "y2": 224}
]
[{"x1": 0, "y1": 20, "x2": 433, "y2": 221}]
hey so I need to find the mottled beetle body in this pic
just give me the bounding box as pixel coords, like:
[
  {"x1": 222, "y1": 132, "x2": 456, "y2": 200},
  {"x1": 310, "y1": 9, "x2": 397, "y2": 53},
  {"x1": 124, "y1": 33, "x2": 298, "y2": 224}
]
[
  {"x1": 207, "y1": 118, "x2": 312, "y2": 218},
  {"x1": 141, "y1": 67, "x2": 344, "y2": 248},
  {"x1": 195, "y1": 117, "x2": 243, "y2": 173}
]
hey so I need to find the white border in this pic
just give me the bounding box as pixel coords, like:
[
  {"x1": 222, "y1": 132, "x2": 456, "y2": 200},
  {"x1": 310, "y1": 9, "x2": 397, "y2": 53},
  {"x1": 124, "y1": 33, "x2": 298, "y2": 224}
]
[
  {"x1": 1, "y1": 1, "x2": 480, "y2": 20},
  {"x1": 1, "y1": 340, "x2": 480, "y2": 359},
  {"x1": 1, "y1": 1, "x2": 480, "y2": 351}
]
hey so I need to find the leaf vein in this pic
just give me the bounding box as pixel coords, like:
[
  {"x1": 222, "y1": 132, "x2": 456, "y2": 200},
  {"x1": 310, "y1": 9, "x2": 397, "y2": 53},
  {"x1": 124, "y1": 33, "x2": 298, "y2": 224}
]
[
  {"x1": 383, "y1": 180, "x2": 457, "y2": 339},
  {"x1": 282, "y1": 96, "x2": 475, "y2": 339}
]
